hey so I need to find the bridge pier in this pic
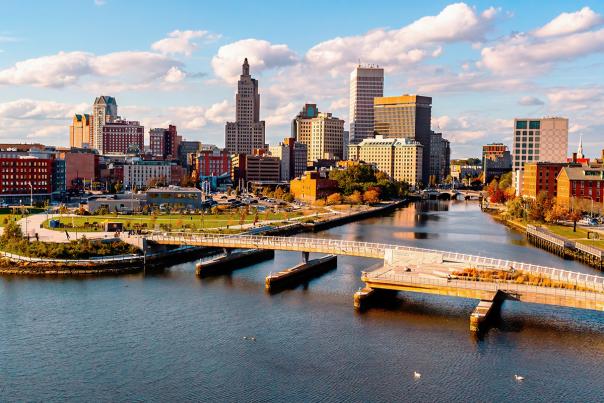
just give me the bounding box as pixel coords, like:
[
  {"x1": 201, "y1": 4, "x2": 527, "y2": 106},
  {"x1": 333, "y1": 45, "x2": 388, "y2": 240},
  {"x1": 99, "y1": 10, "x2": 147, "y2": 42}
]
[
  {"x1": 469, "y1": 290, "x2": 506, "y2": 333},
  {"x1": 302, "y1": 251, "x2": 309, "y2": 264}
]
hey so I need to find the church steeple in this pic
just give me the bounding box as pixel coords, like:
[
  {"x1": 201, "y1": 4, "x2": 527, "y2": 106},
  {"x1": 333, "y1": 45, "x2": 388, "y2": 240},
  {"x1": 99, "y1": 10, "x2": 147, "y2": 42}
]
[
  {"x1": 242, "y1": 58, "x2": 249, "y2": 76},
  {"x1": 577, "y1": 134, "x2": 585, "y2": 159}
]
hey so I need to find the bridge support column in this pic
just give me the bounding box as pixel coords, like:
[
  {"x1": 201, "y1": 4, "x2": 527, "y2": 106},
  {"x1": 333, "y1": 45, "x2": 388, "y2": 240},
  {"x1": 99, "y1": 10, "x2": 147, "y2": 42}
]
[
  {"x1": 354, "y1": 287, "x2": 375, "y2": 310},
  {"x1": 470, "y1": 290, "x2": 506, "y2": 333},
  {"x1": 223, "y1": 248, "x2": 231, "y2": 256},
  {"x1": 302, "y1": 251, "x2": 309, "y2": 263}
]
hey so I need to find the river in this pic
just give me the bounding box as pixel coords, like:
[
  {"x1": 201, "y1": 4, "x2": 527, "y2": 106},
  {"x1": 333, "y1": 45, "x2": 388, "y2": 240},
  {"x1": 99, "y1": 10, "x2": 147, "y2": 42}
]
[{"x1": 2, "y1": 200, "x2": 604, "y2": 402}]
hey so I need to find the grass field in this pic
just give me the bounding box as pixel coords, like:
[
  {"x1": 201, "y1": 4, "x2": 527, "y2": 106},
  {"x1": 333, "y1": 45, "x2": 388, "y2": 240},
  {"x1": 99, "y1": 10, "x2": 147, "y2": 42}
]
[
  {"x1": 43, "y1": 211, "x2": 303, "y2": 232},
  {"x1": 545, "y1": 224, "x2": 604, "y2": 248},
  {"x1": 0, "y1": 213, "x2": 32, "y2": 227}
]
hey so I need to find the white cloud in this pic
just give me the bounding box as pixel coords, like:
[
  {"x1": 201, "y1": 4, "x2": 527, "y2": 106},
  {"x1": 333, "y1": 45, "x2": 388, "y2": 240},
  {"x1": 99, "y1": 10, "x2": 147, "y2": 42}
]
[
  {"x1": 518, "y1": 96, "x2": 544, "y2": 106},
  {"x1": 211, "y1": 39, "x2": 298, "y2": 83},
  {"x1": 164, "y1": 66, "x2": 186, "y2": 83},
  {"x1": 480, "y1": 7, "x2": 604, "y2": 76},
  {"x1": 0, "y1": 51, "x2": 184, "y2": 88},
  {"x1": 151, "y1": 30, "x2": 217, "y2": 56},
  {"x1": 534, "y1": 7, "x2": 603, "y2": 38},
  {"x1": 94, "y1": 0, "x2": 106, "y2": 6},
  {"x1": 305, "y1": 3, "x2": 496, "y2": 73}
]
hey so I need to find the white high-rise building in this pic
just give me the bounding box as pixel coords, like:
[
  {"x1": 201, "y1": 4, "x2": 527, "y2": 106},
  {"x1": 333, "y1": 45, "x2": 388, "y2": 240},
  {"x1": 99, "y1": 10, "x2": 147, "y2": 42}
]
[
  {"x1": 349, "y1": 65, "x2": 384, "y2": 143},
  {"x1": 225, "y1": 58, "x2": 266, "y2": 155},
  {"x1": 512, "y1": 117, "x2": 568, "y2": 172},
  {"x1": 92, "y1": 96, "x2": 118, "y2": 154}
]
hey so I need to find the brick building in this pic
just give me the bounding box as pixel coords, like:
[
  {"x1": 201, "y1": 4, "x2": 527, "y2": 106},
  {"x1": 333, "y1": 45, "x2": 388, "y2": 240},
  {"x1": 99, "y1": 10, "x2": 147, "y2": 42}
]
[
  {"x1": 289, "y1": 171, "x2": 339, "y2": 204},
  {"x1": 0, "y1": 156, "x2": 53, "y2": 204},
  {"x1": 102, "y1": 120, "x2": 144, "y2": 155}
]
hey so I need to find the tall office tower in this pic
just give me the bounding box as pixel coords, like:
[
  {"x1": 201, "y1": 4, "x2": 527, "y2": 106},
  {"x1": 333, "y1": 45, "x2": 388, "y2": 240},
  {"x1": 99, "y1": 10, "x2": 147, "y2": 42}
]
[
  {"x1": 92, "y1": 96, "x2": 118, "y2": 154},
  {"x1": 429, "y1": 132, "x2": 450, "y2": 185},
  {"x1": 349, "y1": 65, "x2": 384, "y2": 143},
  {"x1": 512, "y1": 117, "x2": 569, "y2": 172},
  {"x1": 225, "y1": 58, "x2": 266, "y2": 154},
  {"x1": 373, "y1": 95, "x2": 432, "y2": 184},
  {"x1": 292, "y1": 104, "x2": 344, "y2": 164},
  {"x1": 69, "y1": 114, "x2": 92, "y2": 148}
]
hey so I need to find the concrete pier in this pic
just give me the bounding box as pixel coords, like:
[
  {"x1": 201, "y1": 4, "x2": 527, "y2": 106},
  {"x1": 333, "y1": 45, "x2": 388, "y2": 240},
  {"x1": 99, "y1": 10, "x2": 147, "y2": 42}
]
[
  {"x1": 353, "y1": 287, "x2": 376, "y2": 310},
  {"x1": 469, "y1": 290, "x2": 506, "y2": 332},
  {"x1": 196, "y1": 249, "x2": 274, "y2": 277},
  {"x1": 265, "y1": 255, "x2": 336, "y2": 292}
]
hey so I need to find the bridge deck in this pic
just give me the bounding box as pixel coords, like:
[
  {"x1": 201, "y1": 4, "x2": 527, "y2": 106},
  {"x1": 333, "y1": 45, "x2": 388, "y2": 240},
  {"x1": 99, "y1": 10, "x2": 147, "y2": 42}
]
[
  {"x1": 363, "y1": 267, "x2": 604, "y2": 311},
  {"x1": 147, "y1": 233, "x2": 604, "y2": 293}
]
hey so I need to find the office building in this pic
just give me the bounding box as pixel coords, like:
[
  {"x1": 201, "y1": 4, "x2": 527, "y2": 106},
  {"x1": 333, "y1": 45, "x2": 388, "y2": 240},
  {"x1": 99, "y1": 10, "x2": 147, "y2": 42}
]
[
  {"x1": 512, "y1": 117, "x2": 568, "y2": 171},
  {"x1": 102, "y1": 120, "x2": 144, "y2": 155},
  {"x1": 348, "y1": 135, "x2": 423, "y2": 186},
  {"x1": 231, "y1": 153, "x2": 281, "y2": 185},
  {"x1": 373, "y1": 95, "x2": 432, "y2": 183},
  {"x1": 225, "y1": 59, "x2": 266, "y2": 154},
  {"x1": 149, "y1": 125, "x2": 180, "y2": 159},
  {"x1": 59, "y1": 149, "x2": 100, "y2": 191},
  {"x1": 349, "y1": 65, "x2": 384, "y2": 142},
  {"x1": 178, "y1": 141, "x2": 202, "y2": 168},
  {"x1": 69, "y1": 114, "x2": 92, "y2": 148},
  {"x1": 292, "y1": 104, "x2": 344, "y2": 163},
  {"x1": 429, "y1": 132, "x2": 450, "y2": 185},
  {"x1": 482, "y1": 143, "x2": 512, "y2": 184},
  {"x1": 193, "y1": 147, "x2": 231, "y2": 177},
  {"x1": 521, "y1": 162, "x2": 570, "y2": 199},
  {"x1": 268, "y1": 138, "x2": 308, "y2": 181},
  {"x1": 92, "y1": 96, "x2": 118, "y2": 153},
  {"x1": 0, "y1": 156, "x2": 53, "y2": 204},
  {"x1": 122, "y1": 160, "x2": 173, "y2": 189}
]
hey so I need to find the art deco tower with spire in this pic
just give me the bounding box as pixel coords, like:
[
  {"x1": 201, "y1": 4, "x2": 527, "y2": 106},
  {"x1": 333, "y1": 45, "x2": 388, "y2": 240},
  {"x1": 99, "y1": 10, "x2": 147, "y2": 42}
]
[{"x1": 225, "y1": 58, "x2": 266, "y2": 154}]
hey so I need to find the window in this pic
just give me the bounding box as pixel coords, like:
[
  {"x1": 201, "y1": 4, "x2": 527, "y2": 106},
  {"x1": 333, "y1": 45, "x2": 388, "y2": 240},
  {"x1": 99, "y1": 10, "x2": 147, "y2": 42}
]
[{"x1": 516, "y1": 121, "x2": 528, "y2": 129}]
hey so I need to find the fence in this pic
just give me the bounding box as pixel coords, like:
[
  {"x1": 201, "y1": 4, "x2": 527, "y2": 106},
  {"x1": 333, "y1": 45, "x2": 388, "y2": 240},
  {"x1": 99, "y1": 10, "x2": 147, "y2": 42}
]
[{"x1": 148, "y1": 233, "x2": 604, "y2": 291}]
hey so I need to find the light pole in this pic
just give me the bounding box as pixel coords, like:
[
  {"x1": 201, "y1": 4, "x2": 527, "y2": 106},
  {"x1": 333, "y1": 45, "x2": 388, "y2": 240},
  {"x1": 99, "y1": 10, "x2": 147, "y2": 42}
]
[{"x1": 28, "y1": 182, "x2": 33, "y2": 207}]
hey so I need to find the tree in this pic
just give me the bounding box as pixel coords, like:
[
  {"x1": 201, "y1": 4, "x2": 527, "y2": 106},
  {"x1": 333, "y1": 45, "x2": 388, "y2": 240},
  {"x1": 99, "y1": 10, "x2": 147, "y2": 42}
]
[
  {"x1": 363, "y1": 189, "x2": 380, "y2": 204},
  {"x1": 346, "y1": 190, "x2": 363, "y2": 205},
  {"x1": 568, "y1": 209, "x2": 582, "y2": 232},
  {"x1": 1, "y1": 221, "x2": 22, "y2": 244},
  {"x1": 544, "y1": 202, "x2": 569, "y2": 224},
  {"x1": 274, "y1": 187, "x2": 285, "y2": 200},
  {"x1": 326, "y1": 193, "x2": 342, "y2": 205},
  {"x1": 527, "y1": 191, "x2": 553, "y2": 222},
  {"x1": 505, "y1": 197, "x2": 525, "y2": 220},
  {"x1": 283, "y1": 192, "x2": 294, "y2": 203},
  {"x1": 498, "y1": 172, "x2": 513, "y2": 190},
  {"x1": 115, "y1": 181, "x2": 123, "y2": 194}
]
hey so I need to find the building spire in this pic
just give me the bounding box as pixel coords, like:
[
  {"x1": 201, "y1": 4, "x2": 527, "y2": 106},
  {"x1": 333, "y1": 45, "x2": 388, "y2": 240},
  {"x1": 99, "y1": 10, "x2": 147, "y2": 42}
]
[
  {"x1": 242, "y1": 58, "x2": 249, "y2": 76},
  {"x1": 577, "y1": 134, "x2": 585, "y2": 159}
]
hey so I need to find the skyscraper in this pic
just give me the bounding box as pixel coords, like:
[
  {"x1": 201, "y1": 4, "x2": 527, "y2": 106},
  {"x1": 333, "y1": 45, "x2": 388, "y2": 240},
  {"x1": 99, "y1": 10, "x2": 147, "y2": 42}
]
[
  {"x1": 225, "y1": 58, "x2": 266, "y2": 155},
  {"x1": 69, "y1": 114, "x2": 92, "y2": 148},
  {"x1": 92, "y1": 96, "x2": 118, "y2": 154},
  {"x1": 373, "y1": 95, "x2": 432, "y2": 184},
  {"x1": 292, "y1": 104, "x2": 344, "y2": 164},
  {"x1": 349, "y1": 65, "x2": 384, "y2": 143}
]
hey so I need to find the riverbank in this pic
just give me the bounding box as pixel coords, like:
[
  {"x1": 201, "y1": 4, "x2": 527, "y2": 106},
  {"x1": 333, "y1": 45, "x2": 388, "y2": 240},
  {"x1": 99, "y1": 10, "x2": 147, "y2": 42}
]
[
  {"x1": 485, "y1": 206, "x2": 604, "y2": 270},
  {"x1": 0, "y1": 200, "x2": 409, "y2": 275}
]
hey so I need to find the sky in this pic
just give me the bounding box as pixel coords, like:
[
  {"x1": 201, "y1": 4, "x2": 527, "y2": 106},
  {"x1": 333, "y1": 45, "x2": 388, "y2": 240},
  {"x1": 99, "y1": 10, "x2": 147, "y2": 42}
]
[{"x1": 0, "y1": 0, "x2": 603, "y2": 158}]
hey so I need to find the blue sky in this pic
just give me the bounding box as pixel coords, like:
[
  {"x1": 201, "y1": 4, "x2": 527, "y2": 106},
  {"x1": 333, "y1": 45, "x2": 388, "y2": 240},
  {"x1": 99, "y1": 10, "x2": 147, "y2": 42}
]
[{"x1": 0, "y1": 0, "x2": 603, "y2": 158}]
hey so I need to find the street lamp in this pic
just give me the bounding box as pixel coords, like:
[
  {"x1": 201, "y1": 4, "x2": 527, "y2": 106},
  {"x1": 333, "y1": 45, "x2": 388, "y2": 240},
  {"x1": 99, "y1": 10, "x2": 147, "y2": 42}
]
[{"x1": 28, "y1": 182, "x2": 33, "y2": 207}]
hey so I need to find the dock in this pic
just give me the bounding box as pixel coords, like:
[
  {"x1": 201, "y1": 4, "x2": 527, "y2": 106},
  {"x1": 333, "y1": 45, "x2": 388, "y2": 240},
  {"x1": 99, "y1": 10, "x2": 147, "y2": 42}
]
[
  {"x1": 195, "y1": 249, "x2": 274, "y2": 277},
  {"x1": 265, "y1": 254, "x2": 337, "y2": 292}
]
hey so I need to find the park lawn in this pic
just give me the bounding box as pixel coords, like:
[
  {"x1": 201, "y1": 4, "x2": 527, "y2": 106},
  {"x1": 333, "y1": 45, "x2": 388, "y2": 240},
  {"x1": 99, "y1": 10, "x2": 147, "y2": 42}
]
[
  {"x1": 0, "y1": 213, "x2": 30, "y2": 227},
  {"x1": 43, "y1": 211, "x2": 302, "y2": 232},
  {"x1": 545, "y1": 224, "x2": 604, "y2": 248}
]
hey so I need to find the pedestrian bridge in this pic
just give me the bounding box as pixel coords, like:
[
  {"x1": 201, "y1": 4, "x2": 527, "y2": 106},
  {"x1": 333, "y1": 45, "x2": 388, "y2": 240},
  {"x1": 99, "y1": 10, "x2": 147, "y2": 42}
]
[{"x1": 147, "y1": 232, "x2": 604, "y2": 292}]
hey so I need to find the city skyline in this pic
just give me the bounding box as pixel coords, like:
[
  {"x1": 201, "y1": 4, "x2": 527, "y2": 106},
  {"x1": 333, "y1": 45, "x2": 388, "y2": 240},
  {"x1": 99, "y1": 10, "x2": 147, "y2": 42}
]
[{"x1": 0, "y1": 1, "x2": 603, "y2": 158}]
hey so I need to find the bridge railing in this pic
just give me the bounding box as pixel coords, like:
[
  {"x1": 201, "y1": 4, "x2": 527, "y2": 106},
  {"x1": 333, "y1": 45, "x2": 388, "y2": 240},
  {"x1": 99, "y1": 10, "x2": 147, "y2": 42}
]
[
  {"x1": 365, "y1": 272, "x2": 604, "y2": 302},
  {"x1": 147, "y1": 232, "x2": 604, "y2": 291}
]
